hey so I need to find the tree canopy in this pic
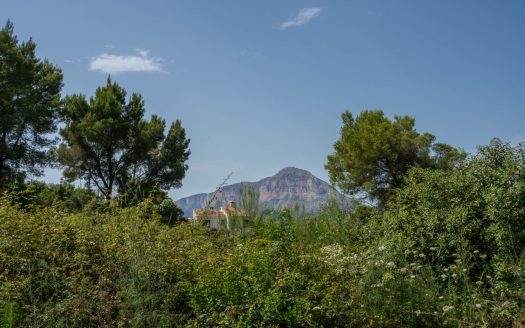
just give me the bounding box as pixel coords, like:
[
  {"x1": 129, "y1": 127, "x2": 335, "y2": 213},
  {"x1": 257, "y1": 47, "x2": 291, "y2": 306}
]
[
  {"x1": 325, "y1": 110, "x2": 463, "y2": 209},
  {"x1": 57, "y1": 78, "x2": 190, "y2": 200},
  {"x1": 0, "y1": 20, "x2": 63, "y2": 187}
]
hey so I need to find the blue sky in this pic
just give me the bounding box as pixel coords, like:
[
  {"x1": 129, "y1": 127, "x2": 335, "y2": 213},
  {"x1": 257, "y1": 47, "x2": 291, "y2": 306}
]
[{"x1": 2, "y1": 0, "x2": 525, "y2": 198}]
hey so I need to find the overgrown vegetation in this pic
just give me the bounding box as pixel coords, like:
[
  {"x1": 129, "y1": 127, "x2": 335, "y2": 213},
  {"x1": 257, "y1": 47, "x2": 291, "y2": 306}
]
[{"x1": 1, "y1": 141, "x2": 524, "y2": 327}]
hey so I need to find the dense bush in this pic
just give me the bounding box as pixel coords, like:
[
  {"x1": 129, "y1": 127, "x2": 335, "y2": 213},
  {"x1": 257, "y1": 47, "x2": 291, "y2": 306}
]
[
  {"x1": 0, "y1": 200, "x2": 211, "y2": 327},
  {"x1": 0, "y1": 203, "x2": 116, "y2": 326},
  {"x1": 1, "y1": 140, "x2": 524, "y2": 327},
  {"x1": 385, "y1": 139, "x2": 525, "y2": 324}
]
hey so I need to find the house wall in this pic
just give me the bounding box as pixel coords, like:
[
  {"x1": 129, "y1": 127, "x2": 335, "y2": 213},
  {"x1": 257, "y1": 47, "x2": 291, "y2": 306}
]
[{"x1": 210, "y1": 217, "x2": 219, "y2": 230}]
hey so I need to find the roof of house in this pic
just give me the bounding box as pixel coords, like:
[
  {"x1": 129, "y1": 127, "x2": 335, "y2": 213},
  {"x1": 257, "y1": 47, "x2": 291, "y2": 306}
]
[
  {"x1": 223, "y1": 207, "x2": 248, "y2": 217},
  {"x1": 193, "y1": 209, "x2": 223, "y2": 218},
  {"x1": 193, "y1": 205, "x2": 248, "y2": 219}
]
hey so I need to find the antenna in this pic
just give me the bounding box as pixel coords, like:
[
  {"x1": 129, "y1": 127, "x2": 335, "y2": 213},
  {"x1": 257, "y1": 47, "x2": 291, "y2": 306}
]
[{"x1": 205, "y1": 172, "x2": 233, "y2": 209}]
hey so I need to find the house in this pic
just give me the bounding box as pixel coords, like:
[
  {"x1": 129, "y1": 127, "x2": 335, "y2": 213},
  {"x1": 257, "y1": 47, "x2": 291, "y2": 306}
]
[{"x1": 192, "y1": 201, "x2": 248, "y2": 231}]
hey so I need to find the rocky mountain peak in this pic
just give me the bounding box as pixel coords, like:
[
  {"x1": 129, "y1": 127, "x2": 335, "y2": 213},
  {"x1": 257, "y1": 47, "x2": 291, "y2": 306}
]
[{"x1": 176, "y1": 167, "x2": 345, "y2": 217}]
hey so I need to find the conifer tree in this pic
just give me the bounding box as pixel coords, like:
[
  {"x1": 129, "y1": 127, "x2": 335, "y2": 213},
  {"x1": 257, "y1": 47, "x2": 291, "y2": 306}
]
[
  {"x1": 0, "y1": 20, "x2": 63, "y2": 187},
  {"x1": 58, "y1": 78, "x2": 190, "y2": 200}
]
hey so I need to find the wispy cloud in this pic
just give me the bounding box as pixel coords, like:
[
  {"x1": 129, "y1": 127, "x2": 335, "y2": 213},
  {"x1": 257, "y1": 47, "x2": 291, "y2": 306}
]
[
  {"x1": 89, "y1": 49, "x2": 162, "y2": 74},
  {"x1": 281, "y1": 7, "x2": 321, "y2": 30}
]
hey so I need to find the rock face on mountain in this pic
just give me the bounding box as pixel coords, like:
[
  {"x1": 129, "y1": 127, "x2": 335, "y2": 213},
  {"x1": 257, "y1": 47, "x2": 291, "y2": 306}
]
[{"x1": 176, "y1": 167, "x2": 345, "y2": 217}]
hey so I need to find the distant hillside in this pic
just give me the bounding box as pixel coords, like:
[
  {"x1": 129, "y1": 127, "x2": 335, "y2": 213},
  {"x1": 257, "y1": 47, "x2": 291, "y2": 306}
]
[{"x1": 176, "y1": 167, "x2": 347, "y2": 217}]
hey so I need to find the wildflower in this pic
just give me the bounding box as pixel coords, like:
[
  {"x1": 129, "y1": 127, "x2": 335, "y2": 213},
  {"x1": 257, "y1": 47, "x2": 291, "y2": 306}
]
[
  {"x1": 475, "y1": 280, "x2": 483, "y2": 285},
  {"x1": 454, "y1": 259, "x2": 461, "y2": 264},
  {"x1": 475, "y1": 304, "x2": 482, "y2": 309},
  {"x1": 443, "y1": 268, "x2": 449, "y2": 272},
  {"x1": 452, "y1": 253, "x2": 458, "y2": 257},
  {"x1": 451, "y1": 273, "x2": 457, "y2": 278},
  {"x1": 473, "y1": 250, "x2": 479, "y2": 254},
  {"x1": 486, "y1": 275, "x2": 492, "y2": 279},
  {"x1": 441, "y1": 274, "x2": 447, "y2": 279},
  {"x1": 433, "y1": 311, "x2": 438, "y2": 316},
  {"x1": 399, "y1": 267, "x2": 408, "y2": 273},
  {"x1": 415, "y1": 310, "x2": 422, "y2": 316},
  {"x1": 442, "y1": 305, "x2": 454, "y2": 313},
  {"x1": 386, "y1": 261, "x2": 395, "y2": 268},
  {"x1": 312, "y1": 306, "x2": 321, "y2": 311},
  {"x1": 430, "y1": 247, "x2": 437, "y2": 251},
  {"x1": 416, "y1": 265, "x2": 422, "y2": 270},
  {"x1": 410, "y1": 274, "x2": 416, "y2": 279},
  {"x1": 410, "y1": 262, "x2": 416, "y2": 267},
  {"x1": 479, "y1": 254, "x2": 487, "y2": 260},
  {"x1": 462, "y1": 268, "x2": 467, "y2": 272},
  {"x1": 378, "y1": 246, "x2": 386, "y2": 251},
  {"x1": 438, "y1": 296, "x2": 444, "y2": 300},
  {"x1": 419, "y1": 253, "x2": 426, "y2": 258}
]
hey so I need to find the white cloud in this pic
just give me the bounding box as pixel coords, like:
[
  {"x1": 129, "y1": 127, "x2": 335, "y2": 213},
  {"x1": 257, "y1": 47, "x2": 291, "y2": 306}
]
[
  {"x1": 89, "y1": 49, "x2": 162, "y2": 74},
  {"x1": 281, "y1": 7, "x2": 321, "y2": 30}
]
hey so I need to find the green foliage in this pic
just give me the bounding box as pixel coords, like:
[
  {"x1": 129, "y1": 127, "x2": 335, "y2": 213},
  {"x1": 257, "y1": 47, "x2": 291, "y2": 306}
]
[
  {"x1": 0, "y1": 20, "x2": 63, "y2": 187},
  {"x1": 240, "y1": 184, "x2": 259, "y2": 221},
  {"x1": 0, "y1": 203, "x2": 117, "y2": 326},
  {"x1": 0, "y1": 198, "x2": 206, "y2": 327},
  {"x1": 386, "y1": 139, "x2": 525, "y2": 321},
  {"x1": 326, "y1": 110, "x2": 464, "y2": 209},
  {"x1": 57, "y1": 78, "x2": 190, "y2": 200},
  {"x1": 157, "y1": 197, "x2": 184, "y2": 226},
  {"x1": 0, "y1": 180, "x2": 524, "y2": 326},
  {"x1": 0, "y1": 283, "x2": 17, "y2": 328},
  {"x1": 15, "y1": 181, "x2": 98, "y2": 212}
]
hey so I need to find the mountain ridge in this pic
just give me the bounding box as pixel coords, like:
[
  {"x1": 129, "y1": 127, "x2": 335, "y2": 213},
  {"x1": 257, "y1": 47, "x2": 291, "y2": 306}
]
[{"x1": 176, "y1": 167, "x2": 345, "y2": 217}]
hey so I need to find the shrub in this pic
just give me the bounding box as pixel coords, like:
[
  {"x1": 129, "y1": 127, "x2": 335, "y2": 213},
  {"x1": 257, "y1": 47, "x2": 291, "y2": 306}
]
[{"x1": 386, "y1": 139, "x2": 525, "y2": 324}]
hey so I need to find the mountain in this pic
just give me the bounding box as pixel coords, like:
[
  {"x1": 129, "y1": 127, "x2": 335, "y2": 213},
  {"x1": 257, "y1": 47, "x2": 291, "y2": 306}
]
[{"x1": 176, "y1": 167, "x2": 346, "y2": 217}]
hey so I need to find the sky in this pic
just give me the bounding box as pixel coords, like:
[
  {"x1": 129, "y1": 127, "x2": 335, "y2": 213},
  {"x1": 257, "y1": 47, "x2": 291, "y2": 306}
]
[{"x1": 2, "y1": 0, "x2": 525, "y2": 199}]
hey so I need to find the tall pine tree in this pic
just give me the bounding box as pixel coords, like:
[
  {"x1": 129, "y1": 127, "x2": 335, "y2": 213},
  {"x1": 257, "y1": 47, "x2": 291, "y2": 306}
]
[
  {"x1": 0, "y1": 20, "x2": 63, "y2": 187},
  {"x1": 58, "y1": 78, "x2": 190, "y2": 200}
]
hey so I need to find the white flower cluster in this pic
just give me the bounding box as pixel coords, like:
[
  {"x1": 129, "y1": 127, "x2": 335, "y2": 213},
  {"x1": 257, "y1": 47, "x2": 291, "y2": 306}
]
[
  {"x1": 319, "y1": 243, "x2": 351, "y2": 274},
  {"x1": 320, "y1": 243, "x2": 344, "y2": 261}
]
